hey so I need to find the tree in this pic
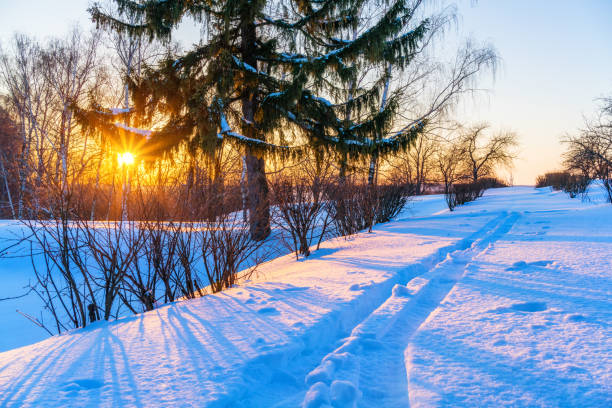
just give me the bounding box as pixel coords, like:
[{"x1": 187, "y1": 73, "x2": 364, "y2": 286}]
[
  {"x1": 385, "y1": 132, "x2": 437, "y2": 194},
  {"x1": 0, "y1": 107, "x2": 20, "y2": 218},
  {"x1": 563, "y1": 97, "x2": 612, "y2": 201},
  {"x1": 0, "y1": 35, "x2": 50, "y2": 218},
  {"x1": 86, "y1": 0, "x2": 435, "y2": 240},
  {"x1": 459, "y1": 123, "x2": 518, "y2": 182},
  {"x1": 368, "y1": 39, "x2": 498, "y2": 186},
  {"x1": 0, "y1": 30, "x2": 103, "y2": 219},
  {"x1": 434, "y1": 135, "x2": 467, "y2": 194}
]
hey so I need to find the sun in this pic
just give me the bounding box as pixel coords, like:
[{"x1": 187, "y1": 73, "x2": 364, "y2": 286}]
[{"x1": 117, "y1": 152, "x2": 135, "y2": 167}]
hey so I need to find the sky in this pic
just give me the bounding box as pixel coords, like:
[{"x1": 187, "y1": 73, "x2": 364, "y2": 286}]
[{"x1": 1, "y1": 0, "x2": 611, "y2": 185}]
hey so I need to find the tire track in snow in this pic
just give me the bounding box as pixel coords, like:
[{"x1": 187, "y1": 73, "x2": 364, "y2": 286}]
[{"x1": 300, "y1": 211, "x2": 520, "y2": 408}]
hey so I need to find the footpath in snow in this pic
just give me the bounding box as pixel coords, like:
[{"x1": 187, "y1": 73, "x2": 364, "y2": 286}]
[{"x1": 0, "y1": 187, "x2": 611, "y2": 407}]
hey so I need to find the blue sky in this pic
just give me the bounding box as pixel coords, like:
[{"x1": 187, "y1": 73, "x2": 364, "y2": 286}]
[
  {"x1": 454, "y1": 0, "x2": 612, "y2": 184},
  {"x1": 1, "y1": 0, "x2": 611, "y2": 184}
]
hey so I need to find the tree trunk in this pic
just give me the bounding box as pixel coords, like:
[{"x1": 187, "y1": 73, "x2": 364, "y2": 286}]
[
  {"x1": 369, "y1": 63, "x2": 391, "y2": 186},
  {"x1": 241, "y1": 12, "x2": 270, "y2": 241},
  {"x1": 367, "y1": 151, "x2": 378, "y2": 185},
  {"x1": 245, "y1": 151, "x2": 270, "y2": 240},
  {"x1": 339, "y1": 151, "x2": 348, "y2": 184},
  {"x1": 240, "y1": 155, "x2": 248, "y2": 222},
  {"x1": 0, "y1": 153, "x2": 15, "y2": 219}
]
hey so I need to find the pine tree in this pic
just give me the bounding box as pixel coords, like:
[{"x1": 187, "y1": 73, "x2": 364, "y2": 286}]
[{"x1": 85, "y1": 0, "x2": 430, "y2": 240}]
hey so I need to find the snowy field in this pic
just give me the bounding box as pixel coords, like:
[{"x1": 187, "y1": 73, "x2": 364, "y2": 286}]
[{"x1": 0, "y1": 186, "x2": 611, "y2": 407}]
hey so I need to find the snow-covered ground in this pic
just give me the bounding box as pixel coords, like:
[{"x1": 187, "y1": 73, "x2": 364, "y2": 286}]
[{"x1": 0, "y1": 186, "x2": 611, "y2": 407}]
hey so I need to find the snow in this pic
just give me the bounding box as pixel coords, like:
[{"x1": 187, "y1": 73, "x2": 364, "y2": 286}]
[
  {"x1": 278, "y1": 53, "x2": 308, "y2": 64},
  {"x1": 219, "y1": 113, "x2": 231, "y2": 133},
  {"x1": 109, "y1": 108, "x2": 131, "y2": 115},
  {"x1": 232, "y1": 55, "x2": 259, "y2": 74},
  {"x1": 217, "y1": 112, "x2": 290, "y2": 148},
  {"x1": 113, "y1": 122, "x2": 152, "y2": 138},
  {"x1": 306, "y1": 94, "x2": 333, "y2": 107},
  {"x1": 218, "y1": 128, "x2": 291, "y2": 149},
  {"x1": 1, "y1": 186, "x2": 611, "y2": 407},
  {"x1": 96, "y1": 108, "x2": 132, "y2": 116}
]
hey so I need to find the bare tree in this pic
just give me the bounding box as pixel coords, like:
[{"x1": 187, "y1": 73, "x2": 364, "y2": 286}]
[
  {"x1": 386, "y1": 133, "x2": 438, "y2": 194},
  {"x1": 41, "y1": 28, "x2": 101, "y2": 209},
  {"x1": 435, "y1": 136, "x2": 468, "y2": 194},
  {"x1": 370, "y1": 41, "x2": 498, "y2": 185},
  {"x1": 4, "y1": 29, "x2": 111, "y2": 334},
  {"x1": 458, "y1": 123, "x2": 518, "y2": 182},
  {"x1": 563, "y1": 97, "x2": 612, "y2": 201},
  {"x1": 0, "y1": 29, "x2": 103, "y2": 219},
  {"x1": 0, "y1": 107, "x2": 20, "y2": 218},
  {"x1": 0, "y1": 35, "x2": 53, "y2": 217}
]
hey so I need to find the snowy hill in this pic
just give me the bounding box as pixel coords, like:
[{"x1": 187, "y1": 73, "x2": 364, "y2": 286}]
[{"x1": 0, "y1": 187, "x2": 611, "y2": 407}]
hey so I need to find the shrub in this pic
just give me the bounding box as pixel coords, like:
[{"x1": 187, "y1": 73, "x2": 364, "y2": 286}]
[
  {"x1": 445, "y1": 180, "x2": 489, "y2": 211},
  {"x1": 200, "y1": 210, "x2": 267, "y2": 293},
  {"x1": 563, "y1": 174, "x2": 591, "y2": 198},
  {"x1": 535, "y1": 171, "x2": 590, "y2": 199},
  {"x1": 328, "y1": 180, "x2": 411, "y2": 236},
  {"x1": 535, "y1": 172, "x2": 571, "y2": 190},
  {"x1": 478, "y1": 177, "x2": 507, "y2": 189},
  {"x1": 270, "y1": 174, "x2": 332, "y2": 258},
  {"x1": 604, "y1": 178, "x2": 612, "y2": 203},
  {"x1": 374, "y1": 183, "x2": 411, "y2": 224},
  {"x1": 327, "y1": 181, "x2": 371, "y2": 237}
]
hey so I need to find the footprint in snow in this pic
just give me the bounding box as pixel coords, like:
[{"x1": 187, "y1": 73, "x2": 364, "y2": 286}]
[
  {"x1": 565, "y1": 313, "x2": 587, "y2": 323},
  {"x1": 257, "y1": 306, "x2": 280, "y2": 315},
  {"x1": 492, "y1": 338, "x2": 507, "y2": 347},
  {"x1": 254, "y1": 337, "x2": 268, "y2": 347},
  {"x1": 274, "y1": 286, "x2": 309, "y2": 292},
  {"x1": 269, "y1": 369, "x2": 299, "y2": 387},
  {"x1": 489, "y1": 302, "x2": 547, "y2": 313},
  {"x1": 511, "y1": 302, "x2": 547, "y2": 312},
  {"x1": 62, "y1": 379, "x2": 104, "y2": 391},
  {"x1": 360, "y1": 338, "x2": 383, "y2": 350},
  {"x1": 506, "y1": 260, "x2": 556, "y2": 271}
]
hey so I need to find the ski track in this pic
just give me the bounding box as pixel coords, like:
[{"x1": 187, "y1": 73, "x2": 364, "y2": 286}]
[
  {"x1": 299, "y1": 212, "x2": 519, "y2": 408},
  {"x1": 225, "y1": 212, "x2": 507, "y2": 408}
]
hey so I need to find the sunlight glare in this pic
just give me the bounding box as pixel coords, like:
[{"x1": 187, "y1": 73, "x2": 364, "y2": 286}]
[{"x1": 118, "y1": 152, "x2": 135, "y2": 167}]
